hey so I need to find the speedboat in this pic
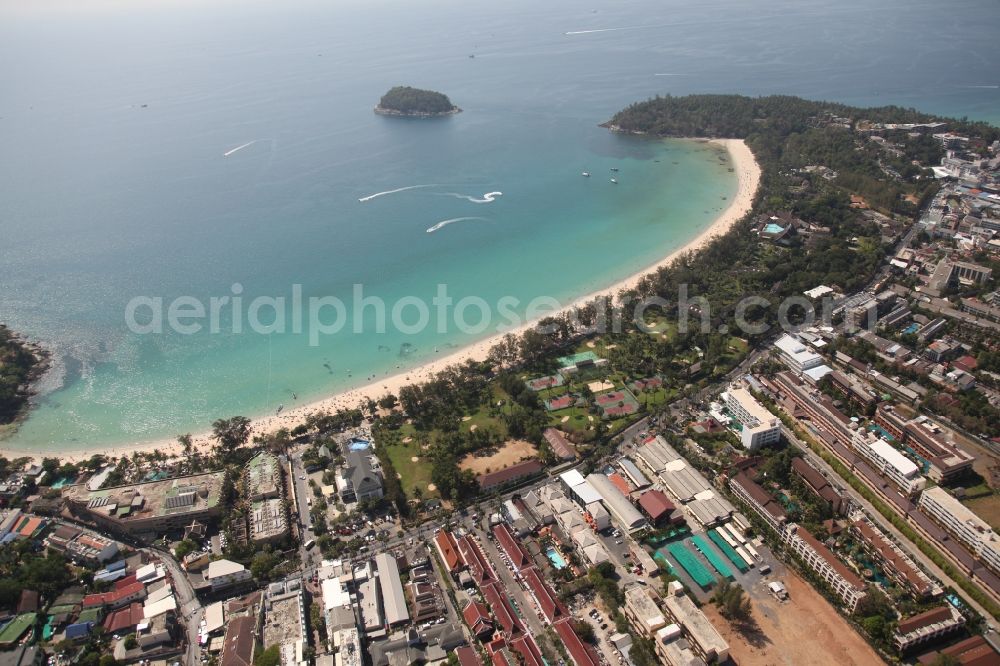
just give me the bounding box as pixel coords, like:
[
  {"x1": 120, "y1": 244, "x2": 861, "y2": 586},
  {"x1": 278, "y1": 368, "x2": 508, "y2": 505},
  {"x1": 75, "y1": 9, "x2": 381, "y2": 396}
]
[
  {"x1": 582, "y1": 172, "x2": 590, "y2": 177},
  {"x1": 610, "y1": 178, "x2": 618, "y2": 184}
]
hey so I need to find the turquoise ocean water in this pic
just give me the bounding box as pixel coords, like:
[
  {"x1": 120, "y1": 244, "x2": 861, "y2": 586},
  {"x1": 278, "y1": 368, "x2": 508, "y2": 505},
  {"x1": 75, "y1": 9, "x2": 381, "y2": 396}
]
[{"x1": 1, "y1": 0, "x2": 998, "y2": 450}]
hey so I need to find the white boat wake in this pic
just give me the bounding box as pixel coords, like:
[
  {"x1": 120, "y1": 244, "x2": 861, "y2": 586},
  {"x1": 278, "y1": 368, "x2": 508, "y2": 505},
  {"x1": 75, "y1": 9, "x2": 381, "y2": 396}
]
[
  {"x1": 359, "y1": 184, "x2": 437, "y2": 203},
  {"x1": 963, "y1": 85, "x2": 999, "y2": 89},
  {"x1": 426, "y1": 217, "x2": 486, "y2": 233},
  {"x1": 223, "y1": 140, "x2": 257, "y2": 157},
  {"x1": 442, "y1": 191, "x2": 503, "y2": 203},
  {"x1": 565, "y1": 25, "x2": 649, "y2": 35}
]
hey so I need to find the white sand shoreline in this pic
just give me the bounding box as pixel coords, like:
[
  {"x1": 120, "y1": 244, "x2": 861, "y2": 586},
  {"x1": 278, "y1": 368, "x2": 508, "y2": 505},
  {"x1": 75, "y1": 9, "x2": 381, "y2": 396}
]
[{"x1": 3, "y1": 138, "x2": 760, "y2": 464}]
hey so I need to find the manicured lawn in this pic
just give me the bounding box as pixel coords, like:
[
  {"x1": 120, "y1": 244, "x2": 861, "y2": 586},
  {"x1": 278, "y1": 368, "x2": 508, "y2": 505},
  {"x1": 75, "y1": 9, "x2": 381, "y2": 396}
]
[{"x1": 378, "y1": 427, "x2": 438, "y2": 498}]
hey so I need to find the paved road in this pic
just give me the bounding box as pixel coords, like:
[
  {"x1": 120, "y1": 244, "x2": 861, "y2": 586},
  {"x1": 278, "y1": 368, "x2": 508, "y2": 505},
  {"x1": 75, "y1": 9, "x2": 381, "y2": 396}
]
[{"x1": 145, "y1": 546, "x2": 203, "y2": 665}]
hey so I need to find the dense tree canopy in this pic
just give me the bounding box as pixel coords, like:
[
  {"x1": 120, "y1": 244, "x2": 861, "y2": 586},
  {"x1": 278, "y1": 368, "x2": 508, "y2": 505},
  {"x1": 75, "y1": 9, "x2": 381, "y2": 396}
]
[{"x1": 377, "y1": 86, "x2": 458, "y2": 115}]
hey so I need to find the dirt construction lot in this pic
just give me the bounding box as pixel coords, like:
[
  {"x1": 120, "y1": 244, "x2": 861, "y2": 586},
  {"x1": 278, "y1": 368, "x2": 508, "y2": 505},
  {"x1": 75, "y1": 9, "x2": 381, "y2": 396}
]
[
  {"x1": 703, "y1": 571, "x2": 882, "y2": 666},
  {"x1": 458, "y1": 439, "x2": 538, "y2": 475}
]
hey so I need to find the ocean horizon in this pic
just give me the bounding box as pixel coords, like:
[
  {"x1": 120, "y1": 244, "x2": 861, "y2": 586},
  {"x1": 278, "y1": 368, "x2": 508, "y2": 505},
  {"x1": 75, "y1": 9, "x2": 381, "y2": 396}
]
[{"x1": 1, "y1": 0, "x2": 998, "y2": 451}]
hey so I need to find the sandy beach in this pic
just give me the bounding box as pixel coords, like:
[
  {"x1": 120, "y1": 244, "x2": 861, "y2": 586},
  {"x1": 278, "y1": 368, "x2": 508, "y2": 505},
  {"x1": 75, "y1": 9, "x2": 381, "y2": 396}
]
[{"x1": 6, "y1": 139, "x2": 760, "y2": 464}]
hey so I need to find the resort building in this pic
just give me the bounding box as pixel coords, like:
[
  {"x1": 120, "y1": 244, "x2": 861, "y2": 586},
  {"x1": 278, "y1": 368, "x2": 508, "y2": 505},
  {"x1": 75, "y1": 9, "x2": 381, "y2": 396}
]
[
  {"x1": 723, "y1": 386, "x2": 782, "y2": 451},
  {"x1": 623, "y1": 586, "x2": 667, "y2": 636},
  {"x1": 542, "y1": 428, "x2": 578, "y2": 461},
  {"x1": 661, "y1": 581, "x2": 729, "y2": 663},
  {"x1": 249, "y1": 498, "x2": 288, "y2": 544},
  {"x1": 875, "y1": 405, "x2": 974, "y2": 483},
  {"x1": 337, "y1": 450, "x2": 383, "y2": 504},
  {"x1": 791, "y1": 457, "x2": 848, "y2": 515},
  {"x1": 244, "y1": 451, "x2": 281, "y2": 501},
  {"x1": 893, "y1": 605, "x2": 966, "y2": 652},
  {"x1": 784, "y1": 525, "x2": 868, "y2": 613},
  {"x1": 851, "y1": 519, "x2": 937, "y2": 597},
  {"x1": 63, "y1": 472, "x2": 226, "y2": 541},
  {"x1": 477, "y1": 459, "x2": 544, "y2": 492},
  {"x1": 919, "y1": 487, "x2": 1000, "y2": 574},
  {"x1": 851, "y1": 431, "x2": 926, "y2": 496},
  {"x1": 729, "y1": 472, "x2": 788, "y2": 532}
]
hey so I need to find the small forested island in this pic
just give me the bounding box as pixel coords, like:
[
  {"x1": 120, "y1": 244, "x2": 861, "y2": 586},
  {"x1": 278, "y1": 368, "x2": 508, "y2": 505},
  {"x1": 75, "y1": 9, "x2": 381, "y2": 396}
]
[{"x1": 374, "y1": 86, "x2": 461, "y2": 117}]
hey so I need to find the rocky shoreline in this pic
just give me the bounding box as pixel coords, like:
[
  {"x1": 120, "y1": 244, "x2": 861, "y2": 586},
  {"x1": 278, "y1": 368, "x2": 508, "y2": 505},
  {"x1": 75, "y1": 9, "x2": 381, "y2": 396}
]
[{"x1": 374, "y1": 105, "x2": 462, "y2": 118}]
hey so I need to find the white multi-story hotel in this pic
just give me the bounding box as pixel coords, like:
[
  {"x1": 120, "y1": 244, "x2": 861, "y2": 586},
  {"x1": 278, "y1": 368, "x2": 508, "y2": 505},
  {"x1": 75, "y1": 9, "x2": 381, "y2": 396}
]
[
  {"x1": 784, "y1": 525, "x2": 869, "y2": 613},
  {"x1": 723, "y1": 387, "x2": 782, "y2": 451},
  {"x1": 919, "y1": 486, "x2": 1000, "y2": 574},
  {"x1": 774, "y1": 334, "x2": 825, "y2": 373},
  {"x1": 851, "y1": 431, "x2": 926, "y2": 496}
]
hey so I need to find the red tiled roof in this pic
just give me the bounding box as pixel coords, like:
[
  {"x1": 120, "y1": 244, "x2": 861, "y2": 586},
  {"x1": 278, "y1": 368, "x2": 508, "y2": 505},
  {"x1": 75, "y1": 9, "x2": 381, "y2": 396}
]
[
  {"x1": 220, "y1": 615, "x2": 255, "y2": 666},
  {"x1": 492, "y1": 524, "x2": 531, "y2": 571},
  {"x1": 463, "y1": 601, "x2": 493, "y2": 638},
  {"x1": 455, "y1": 646, "x2": 484, "y2": 666},
  {"x1": 435, "y1": 530, "x2": 464, "y2": 573},
  {"x1": 478, "y1": 460, "x2": 544, "y2": 490},
  {"x1": 114, "y1": 574, "x2": 138, "y2": 590},
  {"x1": 103, "y1": 602, "x2": 144, "y2": 633},
  {"x1": 458, "y1": 535, "x2": 494, "y2": 585},
  {"x1": 16, "y1": 589, "x2": 39, "y2": 614},
  {"x1": 480, "y1": 582, "x2": 521, "y2": 637},
  {"x1": 795, "y1": 527, "x2": 865, "y2": 590},
  {"x1": 16, "y1": 516, "x2": 44, "y2": 538},
  {"x1": 898, "y1": 605, "x2": 954, "y2": 634},
  {"x1": 543, "y1": 429, "x2": 577, "y2": 460},
  {"x1": 853, "y1": 520, "x2": 932, "y2": 595},
  {"x1": 83, "y1": 581, "x2": 145, "y2": 609},
  {"x1": 607, "y1": 473, "x2": 631, "y2": 496},
  {"x1": 510, "y1": 634, "x2": 545, "y2": 666},
  {"x1": 917, "y1": 635, "x2": 1000, "y2": 666},
  {"x1": 553, "y1": 618, "x2": 600, "y2": 666},
  {"x1": 637, "y1": 490, "x2": 675, "y2": 521},
  {"x1": 521, "y1": 567, "x2": 566, "y2": 623}
]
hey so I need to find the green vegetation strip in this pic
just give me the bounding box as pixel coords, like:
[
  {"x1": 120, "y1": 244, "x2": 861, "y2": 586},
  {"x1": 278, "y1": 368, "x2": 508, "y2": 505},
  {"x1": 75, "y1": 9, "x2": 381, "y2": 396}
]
[
  {"x1": 691, "y1": 534, "x2": 734, "y2": 579},
  {"x1": 665, "y1": 542, "x2": 716, "y2": 588},
  {"x1": 708, "y1": 530, "x2": 749, "y2": 573}
]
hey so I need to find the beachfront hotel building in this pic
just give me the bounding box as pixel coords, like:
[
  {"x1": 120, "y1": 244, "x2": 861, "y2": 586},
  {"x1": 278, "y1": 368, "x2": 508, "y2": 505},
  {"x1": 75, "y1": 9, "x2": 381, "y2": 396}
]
[
  {"x1": 919, "y1": 487, "x2": 1000, "y2": 575},
  {"x1": 63, "y1": 471, "x2": 226, "y2": 541},
  {"x1": 722, "y1": 386, "x2": 781, "y2": 451}
]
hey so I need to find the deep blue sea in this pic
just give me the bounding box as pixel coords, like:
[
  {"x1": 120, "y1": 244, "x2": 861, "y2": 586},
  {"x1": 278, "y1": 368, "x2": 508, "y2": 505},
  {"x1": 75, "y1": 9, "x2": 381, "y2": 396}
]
[{"x1": 1, "y1": 0, "x2": 998, "y2": 450}]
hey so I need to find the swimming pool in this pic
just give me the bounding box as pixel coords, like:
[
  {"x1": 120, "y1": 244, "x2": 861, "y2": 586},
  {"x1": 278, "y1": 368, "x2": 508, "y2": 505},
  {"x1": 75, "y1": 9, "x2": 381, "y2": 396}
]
[
  {"x1": 545, "y1": 546, "x2": 568, "y2": 570},
  {"x1": 348, "y1": 438, "x2": 371, "y2": 451}
]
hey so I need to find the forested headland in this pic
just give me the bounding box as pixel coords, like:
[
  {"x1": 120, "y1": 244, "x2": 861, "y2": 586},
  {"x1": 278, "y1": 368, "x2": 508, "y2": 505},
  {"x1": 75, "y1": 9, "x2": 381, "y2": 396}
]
[{"x1": 0, "y1": 325, "x2": 46, "y2": 426}]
